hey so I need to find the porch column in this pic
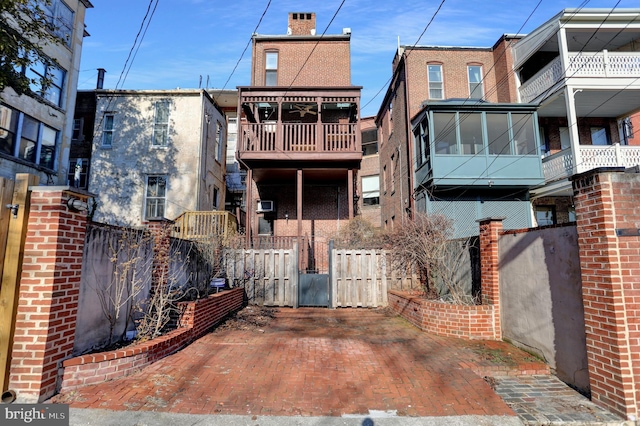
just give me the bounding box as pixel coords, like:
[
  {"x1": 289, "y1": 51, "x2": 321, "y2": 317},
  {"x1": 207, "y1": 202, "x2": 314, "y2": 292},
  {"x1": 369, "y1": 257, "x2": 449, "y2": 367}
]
[
  {"x1": 316, "y1": 97, "x2": 323, "y2": 151},
  {"x1": 276, "y1": 99, "x2": 283, "y2": 151},
  {"x1": 246, "y1": 169, "x2": 253, "y2": 246},
  {"x1": 564, "y1": 86, "x2": 583, "y2": 175},
  {"x1": 348, "y1": 169, "x2": 354, "y2": 219},
  {"x1": 297, "y1": 169, "x2": 303, "y2": 269}
]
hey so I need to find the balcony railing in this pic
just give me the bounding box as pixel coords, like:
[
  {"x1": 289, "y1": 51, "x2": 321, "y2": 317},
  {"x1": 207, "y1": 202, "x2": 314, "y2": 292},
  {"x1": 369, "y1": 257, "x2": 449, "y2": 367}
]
[
  {"x1": 542, "y1": 144, "x2": 640, "y2": 183},
  {"x1": 240, "y1": 122, "x2": 358, "y2": 154},
  {"x1": 172, "y1": 211, "x2": 238, "y2": 241},
  {"x1": 520, "y1": 51, "x2": 640, "y2": 102}
]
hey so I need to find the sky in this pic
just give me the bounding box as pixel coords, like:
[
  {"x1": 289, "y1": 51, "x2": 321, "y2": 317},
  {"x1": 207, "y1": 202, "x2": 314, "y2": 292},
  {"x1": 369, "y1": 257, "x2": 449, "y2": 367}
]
[{"x1": 77, "y1": 0, "x2": 639, "y2": 117}]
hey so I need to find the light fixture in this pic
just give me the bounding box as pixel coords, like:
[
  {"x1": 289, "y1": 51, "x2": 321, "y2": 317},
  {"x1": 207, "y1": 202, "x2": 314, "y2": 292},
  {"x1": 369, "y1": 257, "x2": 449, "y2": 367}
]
[
  {"x1": 6, "y1": 204, "x2": 18, "y2": 218},
  {"x1": 66, "y1": 197, "x2": 89, "y2": 212}
]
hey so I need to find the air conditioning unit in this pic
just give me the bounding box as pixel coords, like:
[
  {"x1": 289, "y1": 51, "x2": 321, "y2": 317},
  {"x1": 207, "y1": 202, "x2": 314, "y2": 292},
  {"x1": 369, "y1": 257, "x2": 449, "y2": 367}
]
[{"x1": 256, "y1": 200, "x2": 275, "y2": 213}]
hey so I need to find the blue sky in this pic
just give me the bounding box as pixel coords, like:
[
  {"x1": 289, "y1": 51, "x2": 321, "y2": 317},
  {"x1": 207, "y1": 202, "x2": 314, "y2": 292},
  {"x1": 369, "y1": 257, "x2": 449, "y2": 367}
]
[{"x1": 78, "y1": 0, "x2": 638, "y2": 117}]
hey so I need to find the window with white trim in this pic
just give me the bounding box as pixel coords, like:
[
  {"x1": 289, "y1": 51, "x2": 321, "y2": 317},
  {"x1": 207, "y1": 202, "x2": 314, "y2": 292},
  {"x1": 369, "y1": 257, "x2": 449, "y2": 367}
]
[
  {"x1": 428, "y1": 64, "x2": 443, "y2": 99},
  {"x1": 152, "y1": 101, "x2": 170, "y2": 147},
  {"x1": 265, "y1": 51, "x2": 278, "y2": 86},
  {"x1": 215, "y1": 121, "x2": 223, "y2": 162},
  {"x1": 145, "y1": 175, "x2": 167, "y2": 219},
  {"x1": 468, "y1": 65, "x2": 483, "y2": 99},
  {"x1": 362, "y1": 175, "x2": 380, "y2": 206},
  {"x1": 102, "y1": 114, "x2": 114, "y2": 147}
]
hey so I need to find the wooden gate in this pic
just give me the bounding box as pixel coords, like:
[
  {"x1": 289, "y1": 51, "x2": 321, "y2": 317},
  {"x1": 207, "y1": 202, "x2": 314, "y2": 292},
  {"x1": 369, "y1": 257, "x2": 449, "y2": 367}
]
[{"x1": 0, "y1": 174, "x2": 38, "y2": 393}]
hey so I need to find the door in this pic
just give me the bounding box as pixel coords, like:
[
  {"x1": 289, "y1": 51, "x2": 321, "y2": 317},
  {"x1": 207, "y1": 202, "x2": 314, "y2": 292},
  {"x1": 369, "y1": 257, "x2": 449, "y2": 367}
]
[{"x1": 298, "y1": 238, "x2": 331, "y2": 307}]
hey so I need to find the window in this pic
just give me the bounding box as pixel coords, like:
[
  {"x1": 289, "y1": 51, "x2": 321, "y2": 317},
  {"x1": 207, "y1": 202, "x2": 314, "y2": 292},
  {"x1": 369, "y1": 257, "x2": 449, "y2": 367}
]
[
  {"x1": 0, "y1": 104, "x2": 59, "y2": 169},
  {"x1": 382, "y1": 165, "x2": 387, "y2": 193},
  {"x1": 591, "y1": 127, "x2": 610, "y2": 145},
  {"x1": 559, "y1": 127, "x2": 571, "y2": 150},
  {"x1": 0, "y1": 104, "x2": 18, "y2": 156},
  {"x1": 361, "y1": 128, "x2": 378, "y2": 155},
  {"x1": 72, "y1": 118, "x2": 83, "y2": 141},
  {"x1": 213, "y1": 186, "x2": 220, "y2": 209},
  {"x1": 535, "y1": 205, "x2": 556, "y2": 226},
  {"x1": 258, "y1": 216, "x2": 274, "y2": 235},
  {"x1": 468, "y1": 65, "x2": 483, "y2": 99},
  {"x1": 428, "y1": 64, "x2": 443, "y2": 99},
  {"x1": 362, "y1": 175, "x2": 380, "y2": 206},
  {"x1": 42, "y1": 0, "x2": 75, "y2": 46},
  {"x1": 102, "y1": 114, "x2": 114, "y2": 147},
  {"x1": 512, "y1": 113, "x2": 536, "y2": 155},
  {"x1": 215, "y1": 121, "x2": 223, "y2": 161},
  {"x1": 67, "y1": 158, "x2": 89, "y2": 189},
  {"x1": 145, "y1": 176, "x2": 167, "y2": 219},
  {"x1": 24, "y1": 59, "x2": 65, "y2": 106},
  {"x1": 459, "y1": 112, "x2": 483, "y2": 154},
  {"x1": 414, "y1": 120, "x2": 429, "y2": 166},
  {"x1": 433, "y1": 112, "x2": 457, "y2": 154},
  {"x1": 487, "y1": 113, "x2": 511, "y2": 155},
  {"x1": 152, "y1": 101, "x2": 170, "y2": 146},
  {"x1": 265, "y1": 51, "x2": 278, "y2": 86},
  {"x1": 390, "y1": 154, "x2": 396, "y2": 193}
]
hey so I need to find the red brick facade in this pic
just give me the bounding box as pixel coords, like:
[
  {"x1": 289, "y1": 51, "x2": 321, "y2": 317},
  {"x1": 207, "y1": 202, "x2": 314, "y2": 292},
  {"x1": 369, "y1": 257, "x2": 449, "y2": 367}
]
[
  {"x1": 572, "y1": 169, "x2": 640, "y2": 420},
  {"x1": 9, "y1": 188, "x2": 90, "y2": 402},
  {"x1": 377, "y1": 37, "x2": 520, "y2": 227}
]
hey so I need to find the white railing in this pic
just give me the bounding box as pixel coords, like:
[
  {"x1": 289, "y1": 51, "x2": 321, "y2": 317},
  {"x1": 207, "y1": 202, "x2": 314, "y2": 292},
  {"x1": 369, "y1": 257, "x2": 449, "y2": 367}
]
[
  {"x1": 542, "y1": 144, "x2": 640, "y2": 182},
  {"x1": 542, "y1": 148, "x2": 574, "y2": 182},
  {"x1": 578, "y1": 144, "x2": 640, "y2": 173},
  {"x1": 520, "y1": 51, "x2": 640, "y2": 102}
]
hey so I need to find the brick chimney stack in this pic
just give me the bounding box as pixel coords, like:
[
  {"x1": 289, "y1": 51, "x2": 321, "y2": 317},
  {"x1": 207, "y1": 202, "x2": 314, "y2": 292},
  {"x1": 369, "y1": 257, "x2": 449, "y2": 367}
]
[{"x1": 288, "y1": 12, "x2": 316, "y2": 36}]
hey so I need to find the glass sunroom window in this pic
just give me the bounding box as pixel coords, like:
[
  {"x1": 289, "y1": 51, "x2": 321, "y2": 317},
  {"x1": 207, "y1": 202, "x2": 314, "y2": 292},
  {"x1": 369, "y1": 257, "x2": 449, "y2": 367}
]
[
  {"x1": 486, "y1": 113, "x2": 511, "y2": 155},
  {"x1": 512, "y1": 113, "x2": 536, "y2": 155},
  {"x1": 459, "y1": 112, "x2": 483, "y2": 154},
  {"x1": 433, "y1": 112, "x2": 457, "y2": 154}
]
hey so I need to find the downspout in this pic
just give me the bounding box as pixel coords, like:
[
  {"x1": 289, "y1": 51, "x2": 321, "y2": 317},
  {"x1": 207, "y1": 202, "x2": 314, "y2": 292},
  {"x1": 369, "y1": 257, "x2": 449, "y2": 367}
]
[{"x1": 402, "y1": 50, "x2": 415, "y2": 221}]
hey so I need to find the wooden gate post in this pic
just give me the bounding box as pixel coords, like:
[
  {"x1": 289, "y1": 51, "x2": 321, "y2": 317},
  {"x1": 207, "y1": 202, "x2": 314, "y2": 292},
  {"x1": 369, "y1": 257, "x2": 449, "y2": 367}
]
[{"x1": 0, "y1": 173, "x2": 39, "y2": 393}]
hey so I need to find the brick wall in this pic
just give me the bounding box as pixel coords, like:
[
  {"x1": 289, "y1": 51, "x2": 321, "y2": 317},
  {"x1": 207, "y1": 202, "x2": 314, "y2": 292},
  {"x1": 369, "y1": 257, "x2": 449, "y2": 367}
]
[
  {"x1": 9, "y1": 188, "x2": 89, "y2": 403},
  {"x1": 60, "y1": 288, "x2": 244, "y2": 391},
  {"x1": 388, "y1": 290, "x2": 498, "y2": 340},
  {"x1": 572, "y1": 169, "x2": 640, "y2": 420}
]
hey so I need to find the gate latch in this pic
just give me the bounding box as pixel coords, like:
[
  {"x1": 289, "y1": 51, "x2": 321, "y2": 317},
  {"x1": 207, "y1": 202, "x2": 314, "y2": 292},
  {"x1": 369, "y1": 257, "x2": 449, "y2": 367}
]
[{"x1": 6, "y1": 204, "x2": 18, "y2": 218}]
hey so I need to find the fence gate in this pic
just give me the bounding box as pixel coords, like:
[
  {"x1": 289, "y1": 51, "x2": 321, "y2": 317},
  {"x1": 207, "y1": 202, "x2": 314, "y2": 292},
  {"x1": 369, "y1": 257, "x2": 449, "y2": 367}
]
[{"x1": 298, "y1": 239, "x2": 331, "y2": 307}]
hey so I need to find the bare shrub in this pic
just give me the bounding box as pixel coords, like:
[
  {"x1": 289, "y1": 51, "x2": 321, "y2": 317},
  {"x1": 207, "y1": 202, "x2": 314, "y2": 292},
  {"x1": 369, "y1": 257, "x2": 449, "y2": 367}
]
[
  {"x1": 384, "y1": 212, "x2": 476, "y2": 304},
  {"x1": 334, "y1": 216, "x2": 382, "y2": 249}
]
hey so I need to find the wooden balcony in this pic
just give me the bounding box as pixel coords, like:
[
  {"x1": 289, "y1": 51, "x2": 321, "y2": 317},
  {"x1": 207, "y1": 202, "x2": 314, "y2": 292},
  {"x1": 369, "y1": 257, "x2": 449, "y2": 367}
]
[
  {"x1": 172, "y1": 211, "x2": 238, "y2": 241},
  {"x1": 237, "y1": 86, "x2": 363, "y2": 168}
]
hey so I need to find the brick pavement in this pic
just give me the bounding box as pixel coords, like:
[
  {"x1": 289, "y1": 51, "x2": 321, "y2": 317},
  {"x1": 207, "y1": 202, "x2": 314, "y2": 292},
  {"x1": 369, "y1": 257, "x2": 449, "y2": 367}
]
[{"x1": 52, "y1": 308, "x2": 554, "y2": 418}]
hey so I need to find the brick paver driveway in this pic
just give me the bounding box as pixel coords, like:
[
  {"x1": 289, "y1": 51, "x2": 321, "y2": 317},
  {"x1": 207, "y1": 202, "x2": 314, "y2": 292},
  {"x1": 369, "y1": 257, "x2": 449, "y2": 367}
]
[{"x1": 54, "y1": 308, "x2": 544, "y2": 417}]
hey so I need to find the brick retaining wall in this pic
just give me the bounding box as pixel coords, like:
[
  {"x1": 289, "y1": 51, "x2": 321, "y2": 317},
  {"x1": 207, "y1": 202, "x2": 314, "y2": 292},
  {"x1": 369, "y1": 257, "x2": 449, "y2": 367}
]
[
  {"x1": 388, "y1": 290, "x2": 499, "y2": 340},
  {"x1": 60, "y1": 288, "x2": 244, "y2": 391}
]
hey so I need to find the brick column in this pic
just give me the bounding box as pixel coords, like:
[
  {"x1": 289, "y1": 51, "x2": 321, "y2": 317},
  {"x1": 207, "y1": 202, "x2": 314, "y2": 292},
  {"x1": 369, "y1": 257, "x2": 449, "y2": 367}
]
[
  {"x1": 572, "y1": 169, "x2": 640, "y2": 420},
  {"x1": 477, "y1": 217, "x2": 504, "y2": 340},
  {"x1": 9, "y1": 188, "x2": 90, "y2": 402},
  {"x1": 145, "y1": 218, "x2": 174, "y2": 289}
]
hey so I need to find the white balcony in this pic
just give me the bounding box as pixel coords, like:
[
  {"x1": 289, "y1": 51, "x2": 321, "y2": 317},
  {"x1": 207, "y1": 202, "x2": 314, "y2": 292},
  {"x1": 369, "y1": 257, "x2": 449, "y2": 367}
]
[
  {"x1": 520, "y1": 51, "x2": 640, "y2": 103},
  {"x1": 542, "y1": 144, "x2": 640, "y2": 183}
]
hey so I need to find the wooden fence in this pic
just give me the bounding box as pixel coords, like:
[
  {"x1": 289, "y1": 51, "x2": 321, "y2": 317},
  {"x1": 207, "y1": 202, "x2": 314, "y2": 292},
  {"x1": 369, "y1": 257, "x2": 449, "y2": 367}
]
[{"x1": 224, "y1": 246, "x2": 419, "y2": 308}]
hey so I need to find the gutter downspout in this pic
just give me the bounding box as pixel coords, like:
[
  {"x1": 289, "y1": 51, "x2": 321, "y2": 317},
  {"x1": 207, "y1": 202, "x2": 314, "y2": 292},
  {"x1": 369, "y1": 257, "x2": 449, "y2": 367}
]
[{"x1": 402, "y1": 50, "x2": 415, "y2": 222}]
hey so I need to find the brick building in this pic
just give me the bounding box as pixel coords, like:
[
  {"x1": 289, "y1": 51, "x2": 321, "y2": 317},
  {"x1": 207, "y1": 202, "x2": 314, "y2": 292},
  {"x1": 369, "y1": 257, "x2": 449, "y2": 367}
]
[
  {"x1": 358, "y1": 116, "x2": 381, "y2": 227},
  {"x1": 237, "y1": 12, "x2": 362, "y2": 264},
  {"x1": 376, "y1": 35, "x2": 543, "y2": 236}
]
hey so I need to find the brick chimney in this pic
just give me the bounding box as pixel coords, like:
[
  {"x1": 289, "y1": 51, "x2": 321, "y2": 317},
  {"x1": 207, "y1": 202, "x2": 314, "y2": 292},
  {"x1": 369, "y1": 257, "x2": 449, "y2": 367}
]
[{"x1": 288, "y1": 12, "x2": 316, "y2": 36}]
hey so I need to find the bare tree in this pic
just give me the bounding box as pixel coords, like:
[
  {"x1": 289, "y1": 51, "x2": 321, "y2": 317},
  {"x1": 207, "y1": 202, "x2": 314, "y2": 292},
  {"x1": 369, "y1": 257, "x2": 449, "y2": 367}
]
[
  {"x1": 384, "y1": 212, "x2": 475, "y2": 304},
  {"x1": 334, "y1": 216, "x2": 382, "y2": 249},
  {"x1": 90, "y1": 228, "x2": 151, "y2": 345}
]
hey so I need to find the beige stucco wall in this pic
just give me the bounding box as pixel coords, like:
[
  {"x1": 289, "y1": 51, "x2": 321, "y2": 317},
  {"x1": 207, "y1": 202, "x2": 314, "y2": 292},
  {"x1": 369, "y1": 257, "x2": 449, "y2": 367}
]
[
  {"x1": 89, "y1": 90, "x2": 226, "y2": 226},
  {"x1": 0, "y1": 0, "x2": 90, "y2": 184}
]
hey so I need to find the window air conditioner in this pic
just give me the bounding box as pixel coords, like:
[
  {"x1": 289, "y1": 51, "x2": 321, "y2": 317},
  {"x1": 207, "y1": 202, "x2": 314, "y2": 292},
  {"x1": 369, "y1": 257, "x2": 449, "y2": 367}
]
[{"x1": 256, "y1": 200, "x2": 275, "y2": 213}]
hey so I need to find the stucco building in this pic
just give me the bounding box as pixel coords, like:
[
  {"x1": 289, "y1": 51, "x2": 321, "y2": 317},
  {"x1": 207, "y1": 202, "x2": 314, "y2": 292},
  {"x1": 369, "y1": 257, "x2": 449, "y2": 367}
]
[{"x1": 88, "y1": 89, "x2": 227, "y2": 226}]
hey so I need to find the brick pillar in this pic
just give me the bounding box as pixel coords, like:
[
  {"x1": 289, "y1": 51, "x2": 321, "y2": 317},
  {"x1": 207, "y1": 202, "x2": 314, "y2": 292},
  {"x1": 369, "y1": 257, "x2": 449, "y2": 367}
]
[
  {"x1": 477, "y1": 217, "x2": 504, "y2": 340},
  {"x1": 9, "y1": 188, "x2": 90, "y2": 402},
  {"x1": 572, "y1": 169, "x2": 640, "y2": 420},
  {"x1": 145, "y1": 218, "x2": 174, "y2": 289}
]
